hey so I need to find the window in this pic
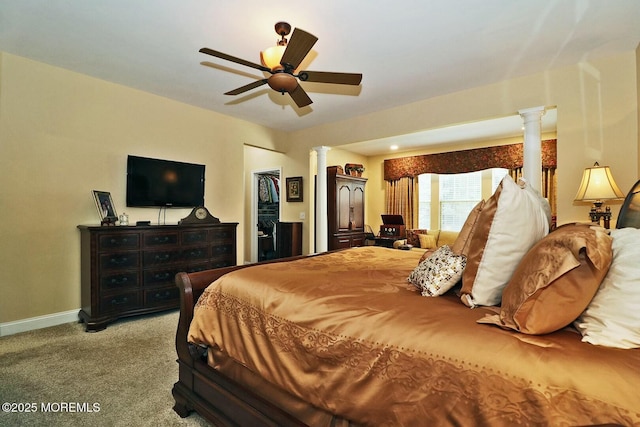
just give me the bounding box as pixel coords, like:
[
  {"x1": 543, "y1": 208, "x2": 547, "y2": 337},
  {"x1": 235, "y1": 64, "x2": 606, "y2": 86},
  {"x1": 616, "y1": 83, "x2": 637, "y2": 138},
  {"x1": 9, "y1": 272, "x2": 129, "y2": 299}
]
[
  {"x1": 492, "y1": 168, "x2": 509, "y2": 193},
  {"x1": 418, "y1": 174, "x2": 431, "y2": 229},
  {"x1": 439, "y1": 171, "x2": 482, "y2": 231},
  {"x1": 418, "y1": 168, "x2": 509, "y2": 231}
]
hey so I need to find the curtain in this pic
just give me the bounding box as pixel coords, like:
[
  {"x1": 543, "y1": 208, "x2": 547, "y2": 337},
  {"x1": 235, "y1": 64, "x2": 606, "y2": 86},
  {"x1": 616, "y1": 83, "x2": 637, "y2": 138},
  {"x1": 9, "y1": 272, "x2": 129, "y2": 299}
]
[
  {"x1": 383, "y1": 140, "x2": 558, "y2": 228},
  {"x1": 384, "y1": 140, "x2": 557, "y2": 181},
  {"x1": 385, "y1": 177, "x2": 418, "y2": 229}
]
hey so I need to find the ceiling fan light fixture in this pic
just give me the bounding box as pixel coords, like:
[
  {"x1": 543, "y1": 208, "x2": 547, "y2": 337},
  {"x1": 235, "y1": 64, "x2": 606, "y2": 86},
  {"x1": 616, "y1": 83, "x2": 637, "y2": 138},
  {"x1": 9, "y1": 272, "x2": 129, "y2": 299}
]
[
  {"x1": 260, "y1": 45, "x2": 286, "y2": 70},
  {"x1": 267, "y1": 72, "x2": 298, "y2": 93},
  {"x1": 261, "y1": 21, "x2": 291, "y2": 70}
]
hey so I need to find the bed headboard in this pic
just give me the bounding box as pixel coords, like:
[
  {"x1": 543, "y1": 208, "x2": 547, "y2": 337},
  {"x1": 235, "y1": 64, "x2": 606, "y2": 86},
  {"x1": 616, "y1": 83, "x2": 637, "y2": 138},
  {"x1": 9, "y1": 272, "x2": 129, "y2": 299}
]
[{"x1": 616, "y1": 179, "x2": 640, "y2": 229}]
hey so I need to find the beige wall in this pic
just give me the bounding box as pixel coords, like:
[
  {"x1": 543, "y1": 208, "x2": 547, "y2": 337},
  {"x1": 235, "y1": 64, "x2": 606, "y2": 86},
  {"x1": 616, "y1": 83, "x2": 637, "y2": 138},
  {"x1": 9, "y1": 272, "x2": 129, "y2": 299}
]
[
  {"x1": 0, "y1": 53, "x2": 285, "y2": 323},
  {"x1": 1, "y1": 48, "x2": 638, "y2": 326},
  {"x1": 292, "y1": 51, "x2": 639, "y2": 236}
]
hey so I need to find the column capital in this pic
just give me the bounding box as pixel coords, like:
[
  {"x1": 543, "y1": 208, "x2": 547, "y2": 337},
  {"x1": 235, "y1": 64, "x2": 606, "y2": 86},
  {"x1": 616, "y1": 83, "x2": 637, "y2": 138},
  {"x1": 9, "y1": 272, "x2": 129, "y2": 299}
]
[
  {"x1": 312, "y1": 146, "x2": 331, "y2": 154},
  {"x1": 518, "y1": 106, "x2": 546, "y2": 121}
]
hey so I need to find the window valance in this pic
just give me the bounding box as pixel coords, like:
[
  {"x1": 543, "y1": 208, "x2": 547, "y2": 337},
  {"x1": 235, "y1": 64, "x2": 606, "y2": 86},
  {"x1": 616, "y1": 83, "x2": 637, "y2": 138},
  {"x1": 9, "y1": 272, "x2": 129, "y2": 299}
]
[{"x1": 384, "y1": 139, "x2": 557, "y2": 181}]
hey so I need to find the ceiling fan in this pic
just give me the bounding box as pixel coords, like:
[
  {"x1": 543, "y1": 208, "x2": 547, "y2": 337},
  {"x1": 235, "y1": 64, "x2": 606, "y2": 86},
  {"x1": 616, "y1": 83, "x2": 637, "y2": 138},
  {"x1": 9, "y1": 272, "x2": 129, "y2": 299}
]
[{"x1": 199, "y1": 22, "x2": 362, "y2": 108}]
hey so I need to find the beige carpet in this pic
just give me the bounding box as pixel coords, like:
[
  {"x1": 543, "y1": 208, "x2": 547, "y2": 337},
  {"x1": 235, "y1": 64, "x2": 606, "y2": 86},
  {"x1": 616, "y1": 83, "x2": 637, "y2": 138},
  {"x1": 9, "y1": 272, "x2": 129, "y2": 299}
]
[{"x1": 0, "y1": 310, "x2": 209, "y2": 426}]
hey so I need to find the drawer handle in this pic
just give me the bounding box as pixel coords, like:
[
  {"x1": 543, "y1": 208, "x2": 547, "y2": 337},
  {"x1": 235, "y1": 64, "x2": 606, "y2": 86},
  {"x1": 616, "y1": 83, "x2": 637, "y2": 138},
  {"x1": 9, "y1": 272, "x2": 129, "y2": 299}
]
[
  {"x1": 154, "y1": 291, "x2": 172, "y2": 300},
  {"x1": 109, "y1": 277, "x2": 129, "y2": 285},
  {"x1": 153, "y1": 272, "x2": 171, "y2": 280},
  {"x1": 109, "y1": 256, "x2": 130, "y2": 265},
  {"x1": 110, "y1": 297, "x2": 129, "y2": 305},
  {"x1": 152, "y1": 236, "x2": 171, "y2": 243},
  {"x1": 154, "y1": 254, "x2": 171, "y2": 262},
  {"x1": 187, "y1": 250, "x2": 203, "y2": 258},
  {"x1": 109, "y1": 238, "x2": 130, "y2": 244}
]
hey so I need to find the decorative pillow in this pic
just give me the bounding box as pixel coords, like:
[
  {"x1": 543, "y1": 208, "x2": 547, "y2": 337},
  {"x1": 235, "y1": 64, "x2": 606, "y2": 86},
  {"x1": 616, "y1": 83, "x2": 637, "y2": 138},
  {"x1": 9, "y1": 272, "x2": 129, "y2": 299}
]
[
  {"x1": 437, "y1": 231, "x2": 459, "y2": 247},
  {"x1": 426, "y1": 229, "x2": 441, "y2": 243},
  {"x1": 392, "y1": 239, "x2": 407, "y2": 249},
  {"x1": 460, "y1": 176, "x2": 551, "y2": 308},
  {"x1": 418, "y1": 233, "x2": 437, "y2": 249},
  {"x1": 574, "y1": 227, "x2": 640, "y2": 348},
  {"x1": 451, "y1": 200, "x2": 485, "y2": 256},
  {"x1": 418, "y1": 248, "x2": 437, "y2": 264},
  {"x1": 408, "y1": 245, "x2": 466, "y2": 296},
  {"x1": 406, "y1": 229, "x2": 427, "y2": 247},
  {"x1": 478, "y1": 223, "x2": 612, "y2": 334}
]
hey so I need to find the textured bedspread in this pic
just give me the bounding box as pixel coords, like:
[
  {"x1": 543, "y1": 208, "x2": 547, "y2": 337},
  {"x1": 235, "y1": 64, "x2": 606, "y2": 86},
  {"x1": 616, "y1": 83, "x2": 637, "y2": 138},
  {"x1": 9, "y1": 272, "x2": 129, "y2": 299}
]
[{"x1": 188, "y1": 246, "x2": 640, "y2": 426}]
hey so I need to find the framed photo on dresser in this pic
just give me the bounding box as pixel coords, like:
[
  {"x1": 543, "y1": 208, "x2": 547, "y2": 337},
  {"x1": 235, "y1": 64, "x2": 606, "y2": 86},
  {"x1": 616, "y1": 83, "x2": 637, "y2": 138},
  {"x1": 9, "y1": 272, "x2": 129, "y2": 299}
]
[{"x1": 92, "y1": 190, "x2": 117, "y2": 221}]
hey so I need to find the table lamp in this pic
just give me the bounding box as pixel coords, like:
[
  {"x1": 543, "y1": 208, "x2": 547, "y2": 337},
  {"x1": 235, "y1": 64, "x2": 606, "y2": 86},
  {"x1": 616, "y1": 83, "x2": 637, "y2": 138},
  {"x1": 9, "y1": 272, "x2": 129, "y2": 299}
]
[{"x1": 574, "y1": 162, "x2": 624, "y2": 229}]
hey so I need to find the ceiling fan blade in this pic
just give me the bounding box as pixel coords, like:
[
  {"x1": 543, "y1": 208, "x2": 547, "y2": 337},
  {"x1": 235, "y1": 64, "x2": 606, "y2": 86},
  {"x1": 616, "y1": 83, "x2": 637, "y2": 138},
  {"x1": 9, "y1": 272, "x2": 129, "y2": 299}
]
[
  {"x1": 288, "y1": 84, "x2": 313, "y2": 108},
  {"x1": 280, "y1": 28, "x2": 318, "y2": 70},
  {"x1": 199, "y1": 48, "x2": 272, "y2": 73},
  {"x1": 224, "y1": 79, "x2": 268, "y2": 96},
  {"x1": 298, "y1": 70, "x2": 362, "y2": 85}
]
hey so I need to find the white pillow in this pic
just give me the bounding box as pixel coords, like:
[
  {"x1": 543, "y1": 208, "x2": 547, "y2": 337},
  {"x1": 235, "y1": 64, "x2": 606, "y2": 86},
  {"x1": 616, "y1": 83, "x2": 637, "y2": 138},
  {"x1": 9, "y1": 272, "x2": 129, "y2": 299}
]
[
  {"x1": 574, "y1": 227, "x2": 640, "y2": 348},
  {"x1": 408, "y1": 245, "x2": 466, "y2": 296},
  {"x1": 460, "y1": 176, "x2": 550, "y2": 307}
]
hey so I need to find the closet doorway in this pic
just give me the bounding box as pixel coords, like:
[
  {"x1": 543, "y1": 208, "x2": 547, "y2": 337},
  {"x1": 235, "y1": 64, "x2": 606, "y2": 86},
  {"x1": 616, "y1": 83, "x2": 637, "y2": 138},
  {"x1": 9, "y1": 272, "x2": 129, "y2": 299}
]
[{"x1": 252, "y1": 168, "x2": 281, "y2": 263}]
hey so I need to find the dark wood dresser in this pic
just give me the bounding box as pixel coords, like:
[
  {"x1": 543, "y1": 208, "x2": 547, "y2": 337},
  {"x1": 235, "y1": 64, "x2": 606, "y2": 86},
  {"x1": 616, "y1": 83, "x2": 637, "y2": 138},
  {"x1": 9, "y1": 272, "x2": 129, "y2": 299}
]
[
  {"x1": 276, "y1": 221, "x2": 303, "y2": 258},
  {"x1": 78, "y1": 223, "x2": 237, "y2": 331}
]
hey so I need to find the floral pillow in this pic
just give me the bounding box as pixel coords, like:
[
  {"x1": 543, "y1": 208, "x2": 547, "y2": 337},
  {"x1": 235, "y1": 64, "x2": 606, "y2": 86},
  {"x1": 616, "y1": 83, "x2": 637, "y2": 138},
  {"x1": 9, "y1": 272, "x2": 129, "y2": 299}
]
[{"x1": 408, "y1": 245, "x2": 466, "y2": 296}]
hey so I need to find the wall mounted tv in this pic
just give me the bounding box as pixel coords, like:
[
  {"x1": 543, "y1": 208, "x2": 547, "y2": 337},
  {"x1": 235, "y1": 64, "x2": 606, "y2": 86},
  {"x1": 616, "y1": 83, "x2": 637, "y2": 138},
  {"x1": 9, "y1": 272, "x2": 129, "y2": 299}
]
[{"x1": 126, "y1": 155, "x2": 205, "y2": 208}]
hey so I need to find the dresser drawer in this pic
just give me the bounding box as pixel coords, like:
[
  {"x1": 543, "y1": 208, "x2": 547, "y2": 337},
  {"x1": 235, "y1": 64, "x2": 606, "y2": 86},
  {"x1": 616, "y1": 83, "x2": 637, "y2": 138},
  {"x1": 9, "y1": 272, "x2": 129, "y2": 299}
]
[
  {"x1": 144, "y1": 287, "x2": 180, "y2": 307},
  {"x1": 182, "y1": 230, "x2": 208, "y2": 245},
  {"x1": 144, "y1": 232, "x2": 178, "y2": 247},
  {"x1": 182, "y1": 246, "x2": 209, "y2": 262},
  {"x1": 98, "y1": 234, "x2": 140, "y2": 251},
  {"x1": 209, "y1": 228, "x2": 235, "y2": 242},
  {"x1": 212, "y1": 243, "x2": 234, "y2": 256},
  {"x1": 143, "y1": 249, "x2": 181, "y2": 266},
  {"x1": 210, "y1": 256, "x2": 235, "y2": 269},
  {"x1": 100, "y1": 291, "x2": 140, "y2": 313},
  {"x1": 143, "y1": 268, "x2": 178, "y2": 287},
  {"x1": 99, "y1": 272, "x2": 139, "y2": 291},
  {"x1": 99, "y1": 252, "x2": 140, "y2": 271}
]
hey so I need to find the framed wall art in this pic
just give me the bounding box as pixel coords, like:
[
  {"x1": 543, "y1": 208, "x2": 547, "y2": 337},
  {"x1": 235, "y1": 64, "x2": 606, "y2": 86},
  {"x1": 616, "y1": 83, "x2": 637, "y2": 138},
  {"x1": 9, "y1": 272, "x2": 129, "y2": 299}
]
[{"x1": 286, "y1": 177, "x2": 303, "y2": 202}]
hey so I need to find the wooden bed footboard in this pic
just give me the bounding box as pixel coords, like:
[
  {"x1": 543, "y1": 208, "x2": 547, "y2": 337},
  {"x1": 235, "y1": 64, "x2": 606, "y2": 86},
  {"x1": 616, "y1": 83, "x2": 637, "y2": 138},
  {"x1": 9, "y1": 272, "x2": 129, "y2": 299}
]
[{"x1": 172, "y1": 255, "x2": 326, "y2": 426}]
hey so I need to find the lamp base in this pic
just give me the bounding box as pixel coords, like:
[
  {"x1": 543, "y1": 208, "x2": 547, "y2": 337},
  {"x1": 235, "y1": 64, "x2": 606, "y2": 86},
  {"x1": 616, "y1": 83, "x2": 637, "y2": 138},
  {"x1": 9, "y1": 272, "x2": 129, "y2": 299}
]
[{"x1": 589, "y1": 202, "x2": 612, "y2": 229}]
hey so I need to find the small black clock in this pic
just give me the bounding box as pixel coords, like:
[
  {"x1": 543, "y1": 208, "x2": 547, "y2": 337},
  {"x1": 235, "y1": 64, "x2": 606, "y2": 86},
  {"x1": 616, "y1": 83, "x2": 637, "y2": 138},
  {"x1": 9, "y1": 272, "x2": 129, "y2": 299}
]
[{"x1": 178, "y1": 206, "x2": 220, "y2": 225}]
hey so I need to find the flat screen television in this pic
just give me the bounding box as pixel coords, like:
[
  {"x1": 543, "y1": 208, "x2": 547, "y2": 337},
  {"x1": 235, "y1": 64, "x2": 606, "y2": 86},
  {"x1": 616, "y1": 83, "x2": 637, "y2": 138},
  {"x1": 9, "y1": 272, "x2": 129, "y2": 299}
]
[{"x1": 126, "y1": 155, "x2": 205, "y2": 208}]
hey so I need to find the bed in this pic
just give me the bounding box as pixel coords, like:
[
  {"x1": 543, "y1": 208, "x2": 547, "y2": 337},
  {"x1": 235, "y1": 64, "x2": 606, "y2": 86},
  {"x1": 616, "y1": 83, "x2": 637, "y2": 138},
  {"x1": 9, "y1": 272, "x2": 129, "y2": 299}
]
[{"x1": 172, "y1": 178, "x2": 640, "y2": 427}]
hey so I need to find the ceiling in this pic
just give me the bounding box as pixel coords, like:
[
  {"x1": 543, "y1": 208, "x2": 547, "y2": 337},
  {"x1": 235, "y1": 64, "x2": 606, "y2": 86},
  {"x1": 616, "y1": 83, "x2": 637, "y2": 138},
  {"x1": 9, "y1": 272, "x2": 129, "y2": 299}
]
[{"x1": 1, "y1": 1, "x2": 639, "y2": 155}]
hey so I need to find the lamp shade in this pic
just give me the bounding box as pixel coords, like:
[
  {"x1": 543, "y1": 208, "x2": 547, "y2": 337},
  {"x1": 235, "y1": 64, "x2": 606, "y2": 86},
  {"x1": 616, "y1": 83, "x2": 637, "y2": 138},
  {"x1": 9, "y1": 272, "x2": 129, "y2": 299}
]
[
  {"x1": 574, "y1": 163, "x2": 625, "y2": 202},
  {"x1": 260, "y1": 45, "x2": 286, "y2": 70}
]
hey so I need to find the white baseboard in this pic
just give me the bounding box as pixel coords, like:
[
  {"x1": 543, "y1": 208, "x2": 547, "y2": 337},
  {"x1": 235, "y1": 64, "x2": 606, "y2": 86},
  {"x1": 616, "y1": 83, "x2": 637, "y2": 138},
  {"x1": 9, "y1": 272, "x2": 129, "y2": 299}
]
[{"x1": 0, "y1": 309, "x2": 79, "y2": 337}]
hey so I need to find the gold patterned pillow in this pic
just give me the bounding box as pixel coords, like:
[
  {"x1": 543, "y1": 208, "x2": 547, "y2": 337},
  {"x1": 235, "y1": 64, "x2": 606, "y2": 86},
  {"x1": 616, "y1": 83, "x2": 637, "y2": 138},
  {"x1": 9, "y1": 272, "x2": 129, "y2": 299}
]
[
  {"x1": 408, "y1": 245, "x2": 466, "y2": 296},
  {"x1": 479, "y1": 223, "x2": 612, "y2": 334}
]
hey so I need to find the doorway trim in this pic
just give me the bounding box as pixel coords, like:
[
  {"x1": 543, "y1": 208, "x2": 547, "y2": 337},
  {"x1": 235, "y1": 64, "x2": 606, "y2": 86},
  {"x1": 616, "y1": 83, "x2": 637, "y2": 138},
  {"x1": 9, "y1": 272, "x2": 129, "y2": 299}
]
[{"x1": 250, "y1": 167, "x2": 282, "y2": 263}]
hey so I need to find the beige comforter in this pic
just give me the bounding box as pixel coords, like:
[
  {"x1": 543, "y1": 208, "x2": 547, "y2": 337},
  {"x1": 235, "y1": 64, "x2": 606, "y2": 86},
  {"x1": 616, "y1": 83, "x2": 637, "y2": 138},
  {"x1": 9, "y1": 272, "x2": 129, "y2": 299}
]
[{"x1": 188, "y1": 246, "x2": 640, "y2": 426}]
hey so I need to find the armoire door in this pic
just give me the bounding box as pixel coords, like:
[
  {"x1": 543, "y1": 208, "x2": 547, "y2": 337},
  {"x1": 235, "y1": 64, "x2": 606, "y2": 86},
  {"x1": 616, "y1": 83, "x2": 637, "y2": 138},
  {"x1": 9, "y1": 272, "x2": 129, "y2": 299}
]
[
  {"x1": 337, "y1": 181, "x2": 352, "y2": 231},
  {"x1": 351, "y1": 183, "x2": 365, "y2": 230}
]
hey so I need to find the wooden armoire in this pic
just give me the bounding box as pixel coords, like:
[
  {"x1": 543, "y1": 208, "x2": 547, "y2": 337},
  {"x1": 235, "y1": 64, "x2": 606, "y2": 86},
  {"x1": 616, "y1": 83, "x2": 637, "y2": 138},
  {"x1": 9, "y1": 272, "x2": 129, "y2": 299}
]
[{"x1": 327, "y1": 166, "x2": 367, "y2": 250}]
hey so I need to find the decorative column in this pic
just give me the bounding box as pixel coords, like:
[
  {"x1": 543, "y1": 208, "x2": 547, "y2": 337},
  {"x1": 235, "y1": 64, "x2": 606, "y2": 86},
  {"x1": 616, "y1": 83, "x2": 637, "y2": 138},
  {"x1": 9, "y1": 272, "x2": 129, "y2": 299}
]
[
  {"x1": 313, "y1": 146, "x2": 330, "y2": 252},
  {"x1": 518, "y1": 106, "x2": 546, "y2": 192}
]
